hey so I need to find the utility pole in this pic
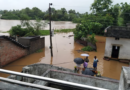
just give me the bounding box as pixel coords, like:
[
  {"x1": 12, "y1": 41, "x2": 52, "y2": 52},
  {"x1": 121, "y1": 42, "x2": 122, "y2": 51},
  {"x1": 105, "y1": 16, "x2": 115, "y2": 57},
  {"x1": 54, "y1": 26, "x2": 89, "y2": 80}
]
[
  {"x1": 0, "y1": 14, "x2": 2, "y2": 68},
  {"x1": 49, "y1": 3, "x2": 53, "y2": 57}
]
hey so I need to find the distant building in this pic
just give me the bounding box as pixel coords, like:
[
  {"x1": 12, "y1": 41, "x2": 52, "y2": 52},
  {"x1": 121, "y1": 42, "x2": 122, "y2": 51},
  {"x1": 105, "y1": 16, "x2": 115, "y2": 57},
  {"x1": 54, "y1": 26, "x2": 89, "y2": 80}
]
[{"x1": 104, "y1": 26, "x2": 130, "y2": 60}]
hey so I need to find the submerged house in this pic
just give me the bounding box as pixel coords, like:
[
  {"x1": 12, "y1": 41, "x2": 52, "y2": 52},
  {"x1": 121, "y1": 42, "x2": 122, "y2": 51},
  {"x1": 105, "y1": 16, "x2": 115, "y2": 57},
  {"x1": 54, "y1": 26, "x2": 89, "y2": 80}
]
[
  {"x1": 104, "y1": 26, "x2": 130, "y2": 60},
  {"x1": 0, "y1": 36, "x2": 45, "y2": 67}
]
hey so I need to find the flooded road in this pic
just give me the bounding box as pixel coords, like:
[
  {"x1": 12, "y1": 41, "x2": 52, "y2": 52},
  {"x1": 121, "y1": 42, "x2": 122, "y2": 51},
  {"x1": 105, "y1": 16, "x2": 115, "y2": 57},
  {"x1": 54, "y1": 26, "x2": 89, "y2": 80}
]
[{"x1": 0, "y1": 32, "x2": 128, "y2": 80}]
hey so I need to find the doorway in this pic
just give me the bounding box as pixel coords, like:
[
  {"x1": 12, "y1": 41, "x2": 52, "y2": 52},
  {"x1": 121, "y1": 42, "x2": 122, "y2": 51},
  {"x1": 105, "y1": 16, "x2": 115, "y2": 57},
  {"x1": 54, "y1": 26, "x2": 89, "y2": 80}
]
[{"x1": 111, "y1": 46, "x2": 120, "y2": 58}]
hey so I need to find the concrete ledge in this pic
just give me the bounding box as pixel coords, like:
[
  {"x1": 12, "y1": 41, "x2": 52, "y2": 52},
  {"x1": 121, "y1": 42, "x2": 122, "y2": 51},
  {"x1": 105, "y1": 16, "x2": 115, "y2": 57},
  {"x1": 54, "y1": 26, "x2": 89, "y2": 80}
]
[
  {"x1": 103, "y1": 57, "x2": 130, "y2": 64},
  {"x1": 50, "y1": 69, "x2": 119, "y2": 83}
]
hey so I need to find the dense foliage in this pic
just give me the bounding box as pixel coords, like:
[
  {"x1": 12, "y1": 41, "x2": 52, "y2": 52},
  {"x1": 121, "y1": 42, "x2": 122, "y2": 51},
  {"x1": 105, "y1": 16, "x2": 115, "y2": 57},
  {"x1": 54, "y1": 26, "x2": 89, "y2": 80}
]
[
  {"x1": 0, "y1": 7, "x2": 85, "y2": 21},
  {"x1": 73, "y1": 17, "x2": 103, "y2": 40},
  {"x1": 87, "y1": 34, "x2": 97, "y2": 44},
  {"x1": 74, "y1": 0, "x2": 130, "y2": 40}
]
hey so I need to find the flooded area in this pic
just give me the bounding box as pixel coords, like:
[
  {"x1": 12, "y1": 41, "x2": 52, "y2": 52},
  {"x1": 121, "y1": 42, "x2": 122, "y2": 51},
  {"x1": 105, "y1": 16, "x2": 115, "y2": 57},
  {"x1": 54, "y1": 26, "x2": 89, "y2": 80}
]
[
  {"x1": 0, "y1": 20, "x2": 77, "y2": 31},
  {"x1": 0, "y1": 32, "x2": 128, "y2": 80}
]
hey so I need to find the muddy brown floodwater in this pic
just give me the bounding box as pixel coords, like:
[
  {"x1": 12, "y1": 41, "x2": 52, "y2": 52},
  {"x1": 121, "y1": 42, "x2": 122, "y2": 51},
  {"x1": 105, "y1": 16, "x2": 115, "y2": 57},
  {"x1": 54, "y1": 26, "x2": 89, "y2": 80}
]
[{"x1": 0, "y1": 32, "x2": 128, "y2": 80}]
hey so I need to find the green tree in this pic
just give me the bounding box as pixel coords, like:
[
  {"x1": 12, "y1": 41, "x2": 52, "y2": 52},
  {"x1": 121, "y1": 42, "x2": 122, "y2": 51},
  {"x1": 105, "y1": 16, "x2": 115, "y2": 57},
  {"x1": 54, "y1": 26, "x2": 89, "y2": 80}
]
[
  {"x1": 30, "y1": 18, "x2": 48, "y2": 35},
  {"x1": 91, "y1": 0, "x2": 113, "y2": 13},
  {"x1": 120, "y1": 2, "x2": 130, "y2": 24}
]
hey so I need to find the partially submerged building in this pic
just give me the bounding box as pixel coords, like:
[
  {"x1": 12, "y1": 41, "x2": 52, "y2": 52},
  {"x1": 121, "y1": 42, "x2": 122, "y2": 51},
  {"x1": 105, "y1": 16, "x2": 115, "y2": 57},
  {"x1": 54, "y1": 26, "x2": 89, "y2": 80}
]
[
  {"x1": 0, "y1": 36, "x2": 45, "y2": 67},
  {"x1": 0, "y1": 36, "x2": 28, "y2": 67},
  {"x1": 104, "y1": 26, "x2": 130, "y2": 60}
]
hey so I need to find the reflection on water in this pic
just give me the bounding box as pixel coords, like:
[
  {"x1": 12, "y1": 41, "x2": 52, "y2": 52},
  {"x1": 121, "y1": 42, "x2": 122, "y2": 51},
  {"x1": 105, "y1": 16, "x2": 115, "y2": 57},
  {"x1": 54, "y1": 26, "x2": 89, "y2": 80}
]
[
  {"x1": 0, "y1": 20, "x2": 77, "y2": 31},
  {"x1": 0, "y1": 32, "x2": 128, "y2": 80}
]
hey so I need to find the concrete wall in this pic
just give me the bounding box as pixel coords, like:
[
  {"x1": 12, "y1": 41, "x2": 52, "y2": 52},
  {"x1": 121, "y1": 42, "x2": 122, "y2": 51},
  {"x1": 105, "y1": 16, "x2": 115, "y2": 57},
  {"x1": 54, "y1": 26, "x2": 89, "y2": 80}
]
[
  {"x1": 119, "y1": 67, "x2": 130, "y2": 90},
  {"x1": 0, "y1": 82, "x2": 39, "y2": 90},
  {"x1": 18, "y1": 37, "x2": 45, "y2": 54},
  {"x1": 0, "y1": 37, "x2": 45, "y2": 67},
  {"x1": 24, "y1": 64, "x2": 118, "y2": 90},
  {"x1": 16, "y1": 64, "x2": 74, "y2": 83},
  {"x1": 18, "y1": 38, "x2": 30, "y2": 46},
  {"x1": 104, "y1": 37, "x2": 130, "y2": 59},
  {"x1": 32, "y1": 69, "x2": 119, "y2": 90},
  {"x1": 50, "y1": 70, "x2": 119, "y2": 90},
  {"x1": 0, "y1": 38, "x2": 27, "y2": 67},
  {"x1": 23, "y1": 63, "x2": 74, "y2": 76},
  {"x1": 29, "y1": 37, "x2": 45, "y2": 54},
  {"x1": 1, "y1": 63, "x2": 121, "y2": 90}
]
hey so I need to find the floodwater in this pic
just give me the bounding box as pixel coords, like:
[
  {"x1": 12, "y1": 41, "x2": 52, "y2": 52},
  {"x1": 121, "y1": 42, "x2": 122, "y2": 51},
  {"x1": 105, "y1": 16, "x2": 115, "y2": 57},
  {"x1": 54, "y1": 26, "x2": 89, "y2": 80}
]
[
  {"x1": 0, "y1": 20, "x2": 77, "y2": 31},
  {"x1": 0, "y1": 32, "x2": 128, "y2": 80}
]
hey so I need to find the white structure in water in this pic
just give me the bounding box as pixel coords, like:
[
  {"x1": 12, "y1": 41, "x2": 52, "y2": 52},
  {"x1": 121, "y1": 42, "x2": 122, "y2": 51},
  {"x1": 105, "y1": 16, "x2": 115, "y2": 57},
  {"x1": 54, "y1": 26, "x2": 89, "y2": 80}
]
[{"x1": 104, "y1": 26, "x2": 130, "y2": 60}]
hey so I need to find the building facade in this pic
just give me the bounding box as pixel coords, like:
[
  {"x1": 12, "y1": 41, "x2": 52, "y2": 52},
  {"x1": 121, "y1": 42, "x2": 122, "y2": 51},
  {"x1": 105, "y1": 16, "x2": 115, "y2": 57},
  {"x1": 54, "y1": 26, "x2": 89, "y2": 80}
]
[{"x1": 104, "y1": 26, "x2": 130, "y2": 60}]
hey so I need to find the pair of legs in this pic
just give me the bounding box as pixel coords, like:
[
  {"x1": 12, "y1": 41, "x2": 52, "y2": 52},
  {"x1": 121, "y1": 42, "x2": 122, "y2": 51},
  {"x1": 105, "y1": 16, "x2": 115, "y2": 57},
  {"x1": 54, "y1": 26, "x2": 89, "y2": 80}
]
[
  {"x1": 76, "y1": 64, "x2": 81, "y2": 71},
  {"x1": 93, "y1": 67, "x2": 97, "y2": 71}
]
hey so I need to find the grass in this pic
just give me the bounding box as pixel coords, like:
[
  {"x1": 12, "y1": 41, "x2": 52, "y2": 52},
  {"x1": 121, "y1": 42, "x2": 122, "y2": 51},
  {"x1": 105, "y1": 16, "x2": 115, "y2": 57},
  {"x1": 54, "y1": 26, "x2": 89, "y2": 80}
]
[
  {"x1": 39, "y1": 30, "x2": 50, "y2": 36},
  {"x1": 38, "y1": 29, "x2": 75, "y2": 36},
  {"x1": 35, "y1": 49, "x2": 43, "y2": 53},
  {"x1": 54, "y1": 29, "x2": 75, "y2": 33},
  {"x1": 1, "y1": 29, "x2": 74, "y2": 36}
]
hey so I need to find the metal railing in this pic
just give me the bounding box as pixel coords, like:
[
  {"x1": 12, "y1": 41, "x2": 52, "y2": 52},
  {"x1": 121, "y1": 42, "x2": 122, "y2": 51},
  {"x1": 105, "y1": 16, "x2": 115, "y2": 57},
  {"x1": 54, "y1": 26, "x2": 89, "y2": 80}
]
[
  {"x1": 0, "y1": 69, "x2": 109, "y2": 90},
  {"x1": 0, "y1": 77, "x2": 60, "y2": 90}
]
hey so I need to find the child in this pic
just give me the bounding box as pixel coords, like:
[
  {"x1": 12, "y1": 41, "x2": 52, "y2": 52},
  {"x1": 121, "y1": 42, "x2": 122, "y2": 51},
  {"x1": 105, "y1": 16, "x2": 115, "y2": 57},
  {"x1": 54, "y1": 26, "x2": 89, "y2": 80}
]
[
  {"x1": 93, "y1": 56, "x2": 98, "y2": 70},
  {"x1": 83, "y1": 60, "x2": 88, "y2": 69}
]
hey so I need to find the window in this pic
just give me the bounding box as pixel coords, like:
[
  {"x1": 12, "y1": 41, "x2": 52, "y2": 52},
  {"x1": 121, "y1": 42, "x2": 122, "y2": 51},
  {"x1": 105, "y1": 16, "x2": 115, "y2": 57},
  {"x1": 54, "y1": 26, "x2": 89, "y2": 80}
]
[{"x1": 115, "y1": 38, "x2": 120, "y2": 40}]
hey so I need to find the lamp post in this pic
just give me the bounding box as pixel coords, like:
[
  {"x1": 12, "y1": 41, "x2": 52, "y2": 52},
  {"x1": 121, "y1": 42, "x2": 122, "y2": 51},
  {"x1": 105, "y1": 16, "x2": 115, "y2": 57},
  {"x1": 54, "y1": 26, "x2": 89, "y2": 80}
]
[{"x1": 49, "y1": 3, "x2": 53, "y2": 57}]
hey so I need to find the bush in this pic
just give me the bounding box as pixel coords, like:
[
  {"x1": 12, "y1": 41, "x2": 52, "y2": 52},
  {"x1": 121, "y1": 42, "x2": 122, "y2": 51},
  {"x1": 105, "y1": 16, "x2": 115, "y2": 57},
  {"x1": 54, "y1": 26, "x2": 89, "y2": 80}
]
[
  {"x1": 35, "y1": 49, "x2": 43, "y2": 53},
  {"x1": 87, "y1": 33, "x2": 97, "y2": 44},
  {"x1": 39, "y1": 30, "x2": 50, "y2": 36},
  {"x1": 55, "y1": 29, "x2": 74, "y2": 33},
  {"x1": 81, "y1": 46, "x2": 93, "y2": 51},
  {"x1": 9, "y1": 25, "x2": 29, "y2": 36},
  {"x1": 24, "y1": 32, "x2": 35, "y2": 36},
  {"x1": 73, "y1": 24, "x2": 88, "y2": 40}
]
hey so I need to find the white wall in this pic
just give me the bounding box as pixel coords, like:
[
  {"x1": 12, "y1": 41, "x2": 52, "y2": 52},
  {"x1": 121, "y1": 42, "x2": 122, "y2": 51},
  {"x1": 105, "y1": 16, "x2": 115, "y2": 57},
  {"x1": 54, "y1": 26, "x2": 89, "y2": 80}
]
[{"x1": 104, "y1": 37, "x2": 130, "y2": 59}]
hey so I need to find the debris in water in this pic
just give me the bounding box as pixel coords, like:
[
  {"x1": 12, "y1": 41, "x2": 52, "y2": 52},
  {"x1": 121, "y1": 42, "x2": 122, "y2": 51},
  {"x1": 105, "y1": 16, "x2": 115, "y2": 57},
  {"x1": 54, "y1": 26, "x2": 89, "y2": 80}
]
[
  {"x1": 76, "y1": 50, "x2": 85, "y2": 53},
  {"x1": 68, "y1": 35, "x2": 74, "y2": 37}
]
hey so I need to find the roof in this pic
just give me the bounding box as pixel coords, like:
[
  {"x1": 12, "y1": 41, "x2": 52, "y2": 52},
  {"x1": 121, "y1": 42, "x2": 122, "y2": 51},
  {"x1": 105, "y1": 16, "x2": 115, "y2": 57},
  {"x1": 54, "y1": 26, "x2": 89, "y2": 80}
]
[
  {"x1": 0, "y1": 35, "x2": 29, "y2": 49},
  {"x1": 104, "y1": 26, "x2": 130, "y2": 39}
]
